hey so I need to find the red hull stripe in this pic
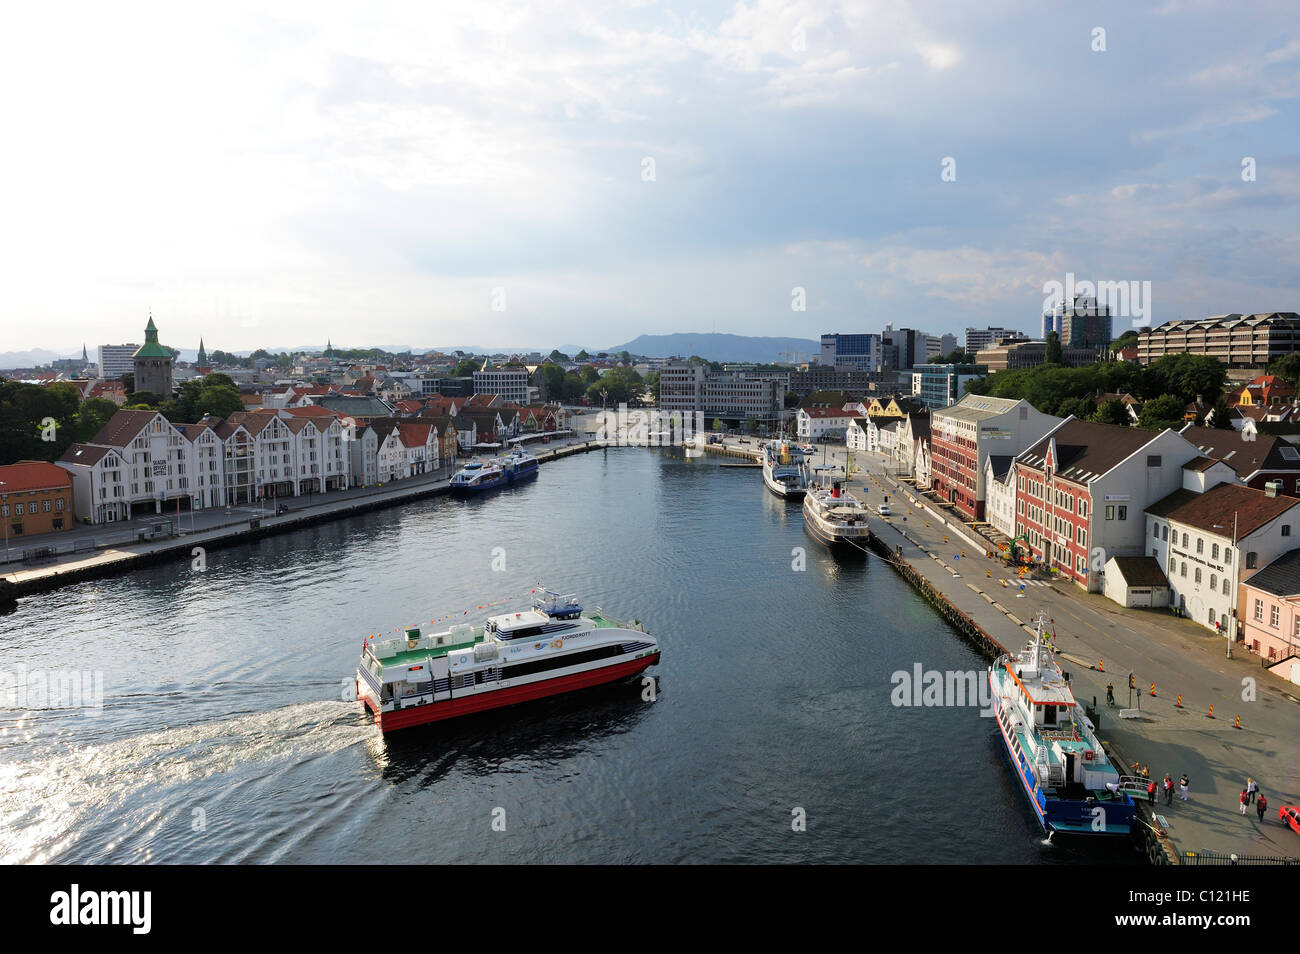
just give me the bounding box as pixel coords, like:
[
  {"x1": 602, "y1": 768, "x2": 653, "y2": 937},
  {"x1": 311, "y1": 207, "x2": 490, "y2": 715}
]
[{"x1": 368, "y1": 653, "x2": 660, "y2": 733}]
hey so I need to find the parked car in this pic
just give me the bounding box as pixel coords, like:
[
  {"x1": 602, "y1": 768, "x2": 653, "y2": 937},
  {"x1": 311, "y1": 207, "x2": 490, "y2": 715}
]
[
  {"x1": 1281, "y1": 805, "x2": 1300, "y2": 835},
  {"x1": 877, "y1": 504, "x2": 891, "y2": 517}
]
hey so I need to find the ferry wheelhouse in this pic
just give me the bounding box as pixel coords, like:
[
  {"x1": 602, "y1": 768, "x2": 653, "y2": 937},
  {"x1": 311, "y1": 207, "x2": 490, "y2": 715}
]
[
  {"x1": 802, "y1": 474, "x2": 870, "y2": 550},
  {"x1": 501, "y1": 447, "x2": 539, "y2": 482},
  {"x1": 762, "y1": 441, "x2": 809, "y2": 498},
  {"x1": 356, "y1": 589, "x2": 661, "y2": 734},
  {"x1": 448, "y1": 459, "x2": 506, "y2": 494},
  {"x1": 989, "y1": 615, "x2": 1135, "y2": 836}
]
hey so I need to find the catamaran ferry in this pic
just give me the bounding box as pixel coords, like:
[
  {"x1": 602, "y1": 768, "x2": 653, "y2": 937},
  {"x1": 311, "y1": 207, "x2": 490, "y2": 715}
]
[
  {"x1": 501, "y1": 447, "x2": 539, "y2": 482},
  {"x1": 762, "y1": 441, "x2": 809, "y2": 498},
  {"x1": 356, "y1": 589, "x2": 661, "y2": 734},
  {"x1": 802, "y1": 475, "x2": 870, "y2": 550},
  {"x1": 448, "y1": 458, "x2": 506, "y2": 494},
  {"x1": 989, "y1": 615, "x2": 1135, "y2": 836}
]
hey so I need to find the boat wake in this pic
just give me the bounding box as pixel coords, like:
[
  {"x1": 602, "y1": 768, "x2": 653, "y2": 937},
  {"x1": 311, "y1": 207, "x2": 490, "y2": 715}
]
[{"x1": 0, "y1": 700, "x2": 373, "y2": 864}]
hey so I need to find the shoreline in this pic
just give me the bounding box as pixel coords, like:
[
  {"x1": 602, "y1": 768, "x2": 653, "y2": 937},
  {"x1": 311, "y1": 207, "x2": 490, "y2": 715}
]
[{"x1": 0, "y1": 439, "x2": 604, "y2": 605}]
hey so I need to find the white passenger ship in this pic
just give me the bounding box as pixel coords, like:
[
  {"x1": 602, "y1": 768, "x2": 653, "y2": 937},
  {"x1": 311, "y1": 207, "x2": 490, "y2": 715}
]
[
  {"x1": 762, "y1": 441, "x2": 809, "y2": 498},
  {"x1": 356, "y1": 589, "x2": 660, "y2": 734},
  {"x1": 802, "y1": 474, "x2": 870, "y2": 550},
  {"x1": 989, "y1": 614, "x2": 1135, "y2": 835}
]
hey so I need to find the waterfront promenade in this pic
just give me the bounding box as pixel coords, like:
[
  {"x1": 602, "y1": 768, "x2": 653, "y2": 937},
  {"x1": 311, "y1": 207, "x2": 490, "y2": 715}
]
[
  {"x1": 835, "y1": 445, "x2": 1300, "y2": 862},
  {"x1": 0, "y1": 433, "x2": 599, "y2": 598}
]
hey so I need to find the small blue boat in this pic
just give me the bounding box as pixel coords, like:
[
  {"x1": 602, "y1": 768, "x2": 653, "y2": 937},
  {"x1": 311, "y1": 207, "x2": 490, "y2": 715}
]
[{"x1": 502, "y1": 448, "x2": 539, "y2": 482}]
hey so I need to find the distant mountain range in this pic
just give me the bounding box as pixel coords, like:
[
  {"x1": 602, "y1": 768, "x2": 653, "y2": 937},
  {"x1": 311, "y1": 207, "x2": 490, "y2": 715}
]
[{"x1": 605, "y1": 333, "x2": 820, "y2": 363}]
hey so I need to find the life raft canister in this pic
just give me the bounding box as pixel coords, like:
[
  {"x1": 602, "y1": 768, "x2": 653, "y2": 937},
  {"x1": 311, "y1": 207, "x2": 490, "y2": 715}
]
[{"x1": 408, "y1": 639, "x2": 419, "y2": 650}]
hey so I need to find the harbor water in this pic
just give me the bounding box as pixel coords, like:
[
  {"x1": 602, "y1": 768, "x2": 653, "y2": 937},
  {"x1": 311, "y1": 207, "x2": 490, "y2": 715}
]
[{"x1": 0, "y1": 448, "x2": 1137, "y2": 863}]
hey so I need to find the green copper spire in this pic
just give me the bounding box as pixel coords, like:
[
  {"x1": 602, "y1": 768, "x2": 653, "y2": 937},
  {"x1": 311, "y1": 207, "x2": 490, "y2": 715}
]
[{"x1": 133, "y1": 313, "x2": 172, "y2": 359}]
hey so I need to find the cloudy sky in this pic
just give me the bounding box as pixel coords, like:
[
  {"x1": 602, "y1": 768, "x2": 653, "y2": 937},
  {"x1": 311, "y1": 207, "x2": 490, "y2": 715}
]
[{"x1": 2, "y1": 0, "x2": 1298, "y2": 355}]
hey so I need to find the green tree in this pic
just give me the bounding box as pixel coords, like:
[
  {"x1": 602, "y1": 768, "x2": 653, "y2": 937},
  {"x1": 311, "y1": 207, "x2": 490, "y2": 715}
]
[
  {"x1": 538, "y1": 362, "x2": 566, "y2": 401},
  {"x1": 1045, "y1": 331, "x2": 1062, "y2": 365},
  {"x1": 1209, "y1": 396, "x2": 1234, "y2": 429},
  {"x1": 196, "y1": 384, "x2": 243, "y2": 419},
  {"x1": 452, "y1": 358, "x2": 480, "y2": 377},
  {"x1": 784, "y1": 390, "x2": 799, "y2": 408},
  {"x1": 547, "y1": 349, "x2": 570, "y2": 363},
  {"x1": 574, "y1": 349, "x2": 590, "y2": 362},
  {"x1": 1269, "y1": 352, "x2": 1300, "y2": 389},
  {"x1": 1137, "y1": 393, "x2": 1186, "y2": 431},
  {"x1": 76, "y1": 397, "x2": 121, "y2": 442},
  {"x1": 712, "y1": 418, "x2": 723, "y2": 432},
  {"x1": 619, "y1": 350, "x2": 632, "y2": 363},
  {"x1": 646, "y1": 371, "x2": 661, "y2": 403},
  {"x1": 580, "y1": 365, "x2": 600, "y2": 385},
  {"x1": 126, "y1": 391, "x2": 163, "y2": 408},
  {"x1": 1092, "y1": 399, "x2": 1131, "y2": 427}
]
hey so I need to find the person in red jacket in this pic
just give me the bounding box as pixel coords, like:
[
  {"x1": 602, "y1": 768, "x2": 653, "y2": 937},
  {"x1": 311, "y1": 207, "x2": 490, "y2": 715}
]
[
  {"x1": 1256, "y1": 794, "x2": 1267, "y2": 823},
  {"x1": 1147, "y1": 780, "x2": 1157, "y2": 804},
  {"x1": 1240, "y1": 789, "x2": 1249, "y2": 815}
]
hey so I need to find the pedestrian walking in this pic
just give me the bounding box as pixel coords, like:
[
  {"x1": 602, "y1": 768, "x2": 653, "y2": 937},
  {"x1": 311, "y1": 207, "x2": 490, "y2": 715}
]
[
  {"x1": 1179, "y1": 773, "x2": 1189, "y2": 801},
  {"x1": 1148, "y1": 780, "x2": 1157, "y2": 805},
  {"x1": 1106, "y1": 684, "x2": 1115, "y2": 707},
  {"x1": 1247, "y1": 778, "x2": 1258, "y2": 804},
  {"x1": 1240, "y1": 789, "x2": 1248, "y2": 815},
  {"x1": 1257, "y1": 794, "x2": 1267, "y2": 823},
  {"x1": 1163, "y1": 774, "x2": 1173, "y2": 806}
]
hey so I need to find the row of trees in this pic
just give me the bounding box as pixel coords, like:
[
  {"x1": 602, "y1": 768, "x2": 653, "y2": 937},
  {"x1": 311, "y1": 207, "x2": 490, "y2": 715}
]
[
  {"x1": 965, "y1": 352, "x2": 1230, "y2": 431},
  {"x1": 0, "y1": 381, "x2": 120, "y2": 465}
]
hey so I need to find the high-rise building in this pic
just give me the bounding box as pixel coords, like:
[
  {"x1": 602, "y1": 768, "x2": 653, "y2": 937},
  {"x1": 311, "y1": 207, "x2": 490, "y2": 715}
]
[
  {"x1": 881, "y1": 326, "x2": 927, "y2": 372},
  {"x1": 1043, "y1": 296, "x2": 1113, "y2": 348},
  {"x1": 1136, "y1": 313, "x2": 1300, "y2": 367},
  {"x1": 472, "y1": 362, "x2": 530, "y2": 403},
  {"x1": 98, "y1": 343, "x2": 139, "y2": 380},
  {"x1": 819, "y1": 333, "x2": 881, "y2": 372},
  {"x1": 132, "y1": 316, "x2": 174, "y2": 396}
]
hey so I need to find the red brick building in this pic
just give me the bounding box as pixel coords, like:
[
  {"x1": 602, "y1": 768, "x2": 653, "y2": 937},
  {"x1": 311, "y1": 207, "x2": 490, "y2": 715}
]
[{"x1": 0, "y1": 461, "x2": 75, "y2": 536}]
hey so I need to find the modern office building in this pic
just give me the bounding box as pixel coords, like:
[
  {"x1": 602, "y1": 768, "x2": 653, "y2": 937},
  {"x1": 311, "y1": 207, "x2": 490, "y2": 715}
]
[
  {"x1": 659, "y1": 363, "x2": 782, "y2": 425},
  {"x1": 819, "y1": 333, "x2": 882, "y2": 372},
  {"x1": 964, "y1": 327, "x2": 1027, "y2": 354},
  {"x1": 881, "y1": 326, "x2": 928, "y2": 373},
  {"x1": 1042, "y1": 296, "x2": 1113, "y2": 348},
  {"x1": 909, "y1": 364, "x2": 987, "y2": 410},
  {"x1": 1136, "y1": 313, "x2": 1300, "y2": 368},
  {"x1": 98, "y1": 343, "x2": 139, "y2": 381},
  {"x1": 472, "y1": 364, "x2": 530, "y2": 404}
]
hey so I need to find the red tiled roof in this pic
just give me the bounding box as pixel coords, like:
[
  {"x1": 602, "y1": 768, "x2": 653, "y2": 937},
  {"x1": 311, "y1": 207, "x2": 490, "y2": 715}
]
[
  {"x1": 1146, "y1": 482, "x2": 1300, "y2": 538},
  {"x1": 0, "y1": 460, "x2": 72, "y2": 492}
]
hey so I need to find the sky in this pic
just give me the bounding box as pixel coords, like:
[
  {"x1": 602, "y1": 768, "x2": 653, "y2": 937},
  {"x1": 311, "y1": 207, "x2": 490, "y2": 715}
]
[{"x1": 2, "y1": 0, "x2": 1298, "y2": 356}]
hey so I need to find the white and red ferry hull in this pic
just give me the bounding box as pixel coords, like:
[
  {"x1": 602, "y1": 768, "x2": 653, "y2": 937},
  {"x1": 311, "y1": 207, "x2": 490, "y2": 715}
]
[{"x1": 360, "y1": 652, "x2": 660, "y2": 734}]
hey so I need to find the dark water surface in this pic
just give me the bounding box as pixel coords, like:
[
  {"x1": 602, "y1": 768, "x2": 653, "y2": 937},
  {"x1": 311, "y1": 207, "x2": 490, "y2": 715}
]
[{"x1": 0, "y1": 448, "x2": 1138, "y2": 863}]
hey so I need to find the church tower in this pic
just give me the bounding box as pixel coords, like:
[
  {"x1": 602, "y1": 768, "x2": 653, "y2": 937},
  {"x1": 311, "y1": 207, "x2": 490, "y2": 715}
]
[
  {"x1": 197, "y1": 337, "x2": 211, "y2": 375},
  {"x1": 133, "y1": 315, "x2": 174, "y2": 397}
]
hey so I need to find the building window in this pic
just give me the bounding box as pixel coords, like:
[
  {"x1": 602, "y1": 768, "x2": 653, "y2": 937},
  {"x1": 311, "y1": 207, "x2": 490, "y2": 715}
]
[
  {"x1": 1223, "y1": 578, "x2": 1230, "y2": 596},
  {"x1": 1105, "y1": 505, "x2": 1114, "y2": 520},
  {"x1": 1151, "y1": 523, "x2": 1158, "y2": 538},
  {"x1": 42, "y1": 500, "x2": 51, "y2": 512},
  {"x1": 1196, "y1": 538, "x2": 1203, "y2": 554},
  {"x1": 1182, "y1": 532, "x2": 1188, "y2": 548},
  {"x1": 1255, "y1": 599, "x2": 1264, "y2": 621},
  {"x1": 1118, "y1": 506, "x2": 1127, "y2": 520},
  {"x1": 1247, "y1": 552, "x2": 1258, "y2": 569},
  {"x1": 1271, "y1": 605, "x2": 1280, "y2": 628},
  {"x1": 1162, "y1": 526, "x2": 1168, "y2": 541},
  {"x1": 1180, "y1": 562, "x2": 1187, "y2": 578},
  {"x1": 1210, "y1": 574, "x2": 1217, "y2": 590},
  {"x1": 1147, "y1": 455, "x2": 1161, "y2": 467},
  {"x1": 1284, "y1": 525, "x2": 1292, "y2": 537},
  {"x1": 1195, "y1": 568, "x2": 1202, "y2": 584},
  {"x1": 14, "y1": 503, "x2": 23, "y2": 516},
  {"x1": 1211, "y1": 543, "x2": 1218, "y2": 560}
]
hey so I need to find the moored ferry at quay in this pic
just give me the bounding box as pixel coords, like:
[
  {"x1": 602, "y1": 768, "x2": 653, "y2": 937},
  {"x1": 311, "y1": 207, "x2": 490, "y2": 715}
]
[
  {"x1": 801, "y1": 474, "x2": 870, "y2": 550},
  {"x1": 501, "y1": 447, "x2": 539, "y2": 482},
  {"x1": 356, "y1": 589, "x2": 661, "y2": 733},
  {"x1": 761, "y1": 440, "x2": 809, "y2": 498},
  {"x1": 989, "y1": 614, "x2": 1135, "y2": 836},
  {"x1": 448, "y1": 458, "x2": 507, "y2": 494}
]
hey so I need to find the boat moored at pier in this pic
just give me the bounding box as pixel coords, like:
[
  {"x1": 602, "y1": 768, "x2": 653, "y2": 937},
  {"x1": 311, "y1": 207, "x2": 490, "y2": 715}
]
[
  {"x1": 448, "y1": 459, "x2": 507, "y2": 494},
  {"x1": 356, "y1": 588, "x2": 661, "y2": 734},
  {"x1": 501, "y1": 447, "x2": 539, "y2": 482},
  {"x1": 802, "y1": 475, "x2": 870, "y2": 550},
  {"x1": 762, "y1": 440, "x2": 809, "y2": 498},
  {"x1": 988, "y1": 614, "x2": 1135, "y2": 836}
]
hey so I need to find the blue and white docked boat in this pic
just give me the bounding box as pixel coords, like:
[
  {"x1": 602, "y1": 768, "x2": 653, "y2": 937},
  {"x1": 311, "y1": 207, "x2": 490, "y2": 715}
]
[
  {"x1": 449, "y1": 459, "x2": 507, "y2": 495},
  {"x1": 502, "y1": 448, "x2": 539, "y2": 482},
  {"x1": 989, "y1": 614, "x2": 1135, "y2": 836}
]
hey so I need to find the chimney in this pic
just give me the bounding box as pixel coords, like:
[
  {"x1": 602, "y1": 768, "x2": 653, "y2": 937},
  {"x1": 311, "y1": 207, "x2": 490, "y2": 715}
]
[{"x1": 1265, "y1": 480, "x2": 1280, "y2": 498}]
